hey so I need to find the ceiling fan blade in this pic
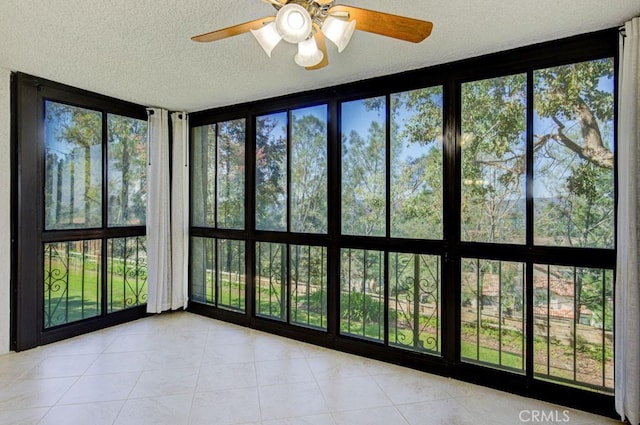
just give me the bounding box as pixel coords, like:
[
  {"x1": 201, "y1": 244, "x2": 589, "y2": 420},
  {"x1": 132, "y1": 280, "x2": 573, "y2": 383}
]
[
  {"x1": 262, "y1": 0, "x2": 286, "y2": 7},
  {"x1": 329, "y1": 5, "x2": 433, "y2": 43},
  {"x1": 191, "y1": 17, "x2": 275, "y2": 43},
  {"x1": 306, "y1": 30, "x2": 329, "y2": 71}
]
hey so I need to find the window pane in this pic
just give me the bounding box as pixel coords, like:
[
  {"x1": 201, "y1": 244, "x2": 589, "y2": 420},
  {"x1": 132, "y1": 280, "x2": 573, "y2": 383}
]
[
  {"x1": 217, "y1": 239, "x2": 246, "y2": 312},
  {"x1": 533, "y1": 265, "x2": 613, "y2": 391},
  {"x1": 44, "y1": 240, "x2": 101, "y2": 328},
  {"x1": 107, "y1": 114, "x2": 147, "y2": 226},
  {"x1": 191, "y1": 237, "x2": 215, "y2": 305},
  {"x1": 389, "y1": 253, "x2": 441, "y2": 354},
  {"x1": 461, "y1": 259, "x2": 525, "y2": 373},
  {"x1": 291, "y1": 105, "x2": 328, "y2": 234},
  {"x1": 256, "y1": 242, "x2": 287, "y2": 321},
  {"x1": 461, "y1": 75, "x2": 527, "y2": 244},
  {"x1": 534, "y1": 59, "x2": 615, "y2": 248},
  {"x1": 107, "y1": 237, "x2": 147, "y2": 312},
  {"x1": 341, "y1": 98, "x2": 386, "y2": 237},
  {"x1": 45, "y1": 101, "x2": 102, "y2": 229},
  {"x1": 217, "y1": 119, "x2": 246, "y2": 229},
  {"x1": 391, "y1": 87, "x2": 443, "y2": 239},
  {"x1": 256, "y1": 113, "x2": 287, "y2": 231},
  {"x1": 290, "y1": 245, "x2": 327, "y2": 330},
  {"x1": 191, "y1": 125, "x2": 216, "y2": 227},
  {"x1": 340, "y1": 249, "x2": 384, "y2": 342},
  {"x1": 191, "y1": 237, "x2": 246, "y2": 311}
]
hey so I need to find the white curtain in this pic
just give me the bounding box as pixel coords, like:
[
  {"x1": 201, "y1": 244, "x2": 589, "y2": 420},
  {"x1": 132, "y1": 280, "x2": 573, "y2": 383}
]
[
  {"x1": 171, "y1": 112, "x2": 189, "y2": 310},
  {"x1": 146, "y1": 109, "x2": 190, "y2": 313},
  {"x1": 146, "y1": 108, "x2": 173, "y2": 313},
  {"x1": 616, "y1": 17, "x2": 640, "y2": 425}
]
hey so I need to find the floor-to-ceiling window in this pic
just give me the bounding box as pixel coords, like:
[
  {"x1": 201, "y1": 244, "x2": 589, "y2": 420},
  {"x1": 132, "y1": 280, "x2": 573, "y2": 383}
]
[
  {"x1": 13, "y1": 74, "x2": 149, "y2": 350},
  {"x1": 188, "y1": 29, "x2": 617, "y2": 416}
]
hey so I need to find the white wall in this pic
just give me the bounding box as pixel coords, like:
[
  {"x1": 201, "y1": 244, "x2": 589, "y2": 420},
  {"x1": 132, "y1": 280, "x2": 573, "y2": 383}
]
[{"x1": 0, "y1": 68, "x2": 11, "y2": 354}]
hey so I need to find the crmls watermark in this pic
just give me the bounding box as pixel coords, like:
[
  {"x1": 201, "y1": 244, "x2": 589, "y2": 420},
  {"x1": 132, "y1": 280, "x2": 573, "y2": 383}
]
[{"x1": 519, "y1": 409, "x2": 571, "y2": 423}]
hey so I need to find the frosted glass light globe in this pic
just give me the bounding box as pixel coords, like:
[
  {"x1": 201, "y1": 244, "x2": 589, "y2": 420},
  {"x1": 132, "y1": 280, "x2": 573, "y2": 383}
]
[{"x1": 276, "y1": 4, "x2": 312, "y2": 44}]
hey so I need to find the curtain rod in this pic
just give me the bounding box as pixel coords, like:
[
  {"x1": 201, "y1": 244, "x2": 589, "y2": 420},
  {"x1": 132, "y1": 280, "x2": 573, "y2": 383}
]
[{"x1": 146, "y1": 110, "x2": 187, "y2": 119}]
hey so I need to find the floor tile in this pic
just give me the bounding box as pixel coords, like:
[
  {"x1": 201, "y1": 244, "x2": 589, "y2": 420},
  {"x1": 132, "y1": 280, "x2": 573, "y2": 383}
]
[
  {"x1": 306, "y1": 352, "x2": 374, "y2": 381},
  {"x1": 259, "y1": 382, "x2": 329, "y2": 421},
  {"x1": 197, "y1": 362, "x2": 257, "y2": 392},
  {"x1": 263, "y1": 414, "x2": 337, "y2": 425},
  {"x1": 84, "y1": 351, "x2": 150, "y2": 375},
  {"x1": 45, "y1": 333, "x2": 117, "y2": 356},
  {"x1": 23, "y1": 353, "x2": 98, "y2": 379},
  {"x1": 203, "y1": 343, "x2": 256, "y2": 365},
  {"x1": 332, "y1": 406, "x2": 410, "y2": 425},
  {"x1": 0, "y1": 351, "x2": 48, "y2": 387},
  {"x1": 115, "y1": 393, "x2": 193, "y2": 425},
  {"x1": 316, "y1": 376, "x2": 392, "y2": 412},
  {"x1": 255, "y1": 358, "x2": 315, "y2": 386},
  {"x1": 39, "y1": 400, "x2": 124, "y2": 425},
  {"x1": 190, "y1": 387, "x2": 261, "y2": 425},
  {"x1": 0, "y1": 312, "x2": 620, "y2": 425},
  {"x1": 129, "y1": 367, "x2": 199, "y2": 399},
  {"x1": 104, "y1": 334, "x2": 161, "y2": 353},
  {"x1": 144, "y1": 347, "x2": 204, "y2": 371},
  {"x1": 0, "y1": 407, "x2": 49, "y2": 425},
  {"x1": 371, "y1": 371, "x2": 451, "y2": 405},
  {"x1": 0, "y1": 377, "x2": 77, "y2": 409},
  {"x1": 458, "y1": 392, "x2": 551, "y2": 425},
  {"x1": 398, "y1": 398, "x2": 484, "y2": 425},
  {"x1": 58, "y1": 372, "x2": 140, "y2": 405},
  {"x1": 206, "y1": 326, "x2": 255, "y2": 346},
  {"x1": 252, "y1": 336, "x2": 308, "y2": 362}
]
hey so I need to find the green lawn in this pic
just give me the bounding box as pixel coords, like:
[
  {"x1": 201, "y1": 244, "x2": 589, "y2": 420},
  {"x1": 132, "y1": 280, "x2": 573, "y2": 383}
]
[{"x1": 44, "y1": 256, "x2": 146, "y2": 327}]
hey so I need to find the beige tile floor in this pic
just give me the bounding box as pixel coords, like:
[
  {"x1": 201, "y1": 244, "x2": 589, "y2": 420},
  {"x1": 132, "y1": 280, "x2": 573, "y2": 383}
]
[{"x1": 0, "y1": 312, "x2": 621, "y2": 425}]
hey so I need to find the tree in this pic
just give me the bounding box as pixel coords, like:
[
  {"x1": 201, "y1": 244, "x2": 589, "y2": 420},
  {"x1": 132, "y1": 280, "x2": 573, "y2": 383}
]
[
  {"x1": 217, "y1": 119, "x2": 246, "y2": 229},
  {"x1": 460, "y1": 74, "x2": 527, "y2": 244},
  {"x1": 107, "y1": 115, "x2": 147, "y2": 226},
  {"x1": 357, "y1": 59, "x2": 614, "y2": 328},
  {"x1": 45, "y1": 102, "x2": 102, "y2": 228},
  {"x1": 256, "y1": 114, "x2": 287, "y2": 231},
  {"x1": 342, "y1": 107, "x2": 386, "y2": 237},
  {"x1": 386, "y1": 60, "x2": 615, "y2": 249},
  {"x1": 533, "y1": 60, "x2": 614, "y2": 249},
  {"x1": 191, "y1": 124, "x2": 216, "y2": 227},
  {"x1": 45, "y1": 103, "x2": 148, "y2": 229},
  {"x1": 291, "y1": 111, "x2": 328, "y2": 233},
  {"x1": 390, "y1": 88, "x2": 444, "y2": 239}
]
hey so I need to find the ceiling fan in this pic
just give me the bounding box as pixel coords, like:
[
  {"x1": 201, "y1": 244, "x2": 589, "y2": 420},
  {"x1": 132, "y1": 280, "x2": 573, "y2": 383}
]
[{"x1": 191, "y1": 0, "x2": 433, "y2": 70}]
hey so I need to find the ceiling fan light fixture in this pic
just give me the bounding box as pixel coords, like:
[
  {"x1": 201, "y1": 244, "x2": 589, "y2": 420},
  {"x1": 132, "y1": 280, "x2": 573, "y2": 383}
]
[
  {"x1": 250, "y1": 22, "x2": 282, "y2": 57},
  {"x1": 191, "y1": 3, "x2": 435, "y2": 71},
  {"x1": 294, "y1": 37, "x2": 324, "y2": 67},
  {"x1": 322, "y1": 16, "x2": 356, "y2": 52},
  {"x1": 276, "y1": 4, "x2": 313, "y2": 44}
]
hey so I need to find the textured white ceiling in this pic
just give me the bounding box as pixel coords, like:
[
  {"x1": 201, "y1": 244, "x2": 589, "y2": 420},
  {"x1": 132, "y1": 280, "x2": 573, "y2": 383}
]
[{"x1": 0, "y1": 0, "x2": 637, "y2": 112}]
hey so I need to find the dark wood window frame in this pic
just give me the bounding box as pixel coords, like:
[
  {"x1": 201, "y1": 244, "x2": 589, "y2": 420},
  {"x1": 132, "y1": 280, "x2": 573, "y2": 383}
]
[
  {"x1": 188, "y1": 28, "x2": 619, "y2": 418},
  {"x1": 11, "y1": 73, "x2": 149, "y2": 351}
]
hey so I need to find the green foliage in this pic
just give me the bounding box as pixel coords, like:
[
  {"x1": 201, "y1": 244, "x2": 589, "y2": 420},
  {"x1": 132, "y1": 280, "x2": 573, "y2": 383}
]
[
  {"x1": 460, "y1": 74, "x2": 527, "y2": 244},
  {"x1": 303, "y1": 289, "x2": 327, "y2": 315},
  {"x1": 45, "y1": 102, "x2": 103, "y2": 229},
  {"x1": 290, "y1": 110, "x2": 328, "y2": 233},
  {"x1": 256, "y1": 114, "x2": 288, "y2": 231},
  {"x1": 342, "y1": 108, "x2": 387, "y2": 236},
  {"x1": 217, "y1": 119, "x2": 246, "y2": 229},
  {"x1": 107, "y1": 114, "x2": 147, "y2": 226},
  {"x1": 340, "y1": 292, "x2": 382, "y2": 323}
]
